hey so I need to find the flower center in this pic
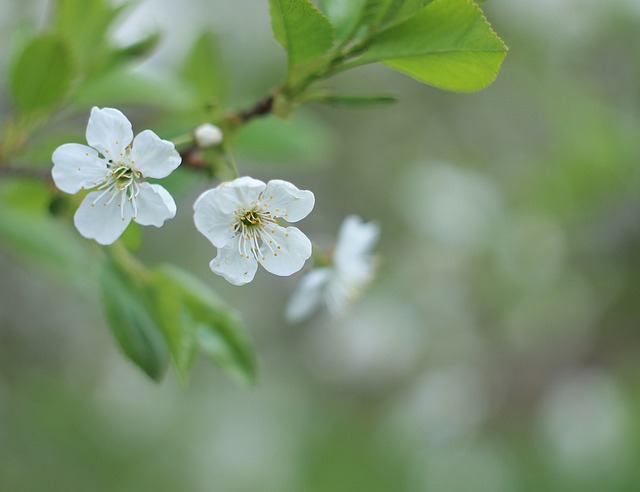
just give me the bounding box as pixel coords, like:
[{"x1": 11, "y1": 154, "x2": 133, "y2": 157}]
[
  {"x1": 234, "y1": 206, "x2": 281, "y2": 263},
  {"x1": 90, "y1": 158, "x2": 142, "y2": 220},
  {"x1": 238, "y1": 209, "x2": 266, "y2": 229}
]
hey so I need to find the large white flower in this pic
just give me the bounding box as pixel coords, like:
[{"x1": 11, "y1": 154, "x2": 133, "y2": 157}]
[
  {"x1": 52, "y1": 107, "x2": 181, "y2": 245},
  {"x1": 286, "y1": 215, "x2": 380, "y2": 322},
  {"x1": 193, "y1": 176, "x2": 315, "y2": 286}
]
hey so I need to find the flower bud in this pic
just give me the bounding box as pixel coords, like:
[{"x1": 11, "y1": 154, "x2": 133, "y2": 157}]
[{"x1": 193, "y1": 123, "x2": 223, "y2": 148}]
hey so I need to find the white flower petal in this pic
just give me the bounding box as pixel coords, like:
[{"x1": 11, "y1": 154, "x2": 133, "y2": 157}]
[
  {"x1": 210, "y1": 237, "x2": 259, "y2": 286},
  {"x1": 263, "y1": 179, "x2": 315, "y2": 222},
  {"x1": 51, "y1": 143, "x2": 107, "y2": 193},
  {"x1": 86, "y1": 107, "x2": 133, "y2": 158},
  {"x1": 259, "y1": 226, "x2": 312, "y2": 277},
  {"x1": 214, "y1": 176, "x2": 266, "y2": 213},
  {"x1": 285, "y1": 268, "x2": 331, "y2": 323},
  {"x1": 334, "y1": 215, "x2": 380, "y2": 272},
  {"x1": 324, "y1": 274, "x2": 358, "y2": 317},
  {"x1": 193, "y1": 189, "x2": 236, "y2": 248},
  {"x1": 130, "y1": 129, "x2": 181, "y2": 179},
  {"x1": 74, "y1": 191, "x2": 132, "y2": 245},
  {"x1": 133, "y1": 183, "x2": 176, "y2": 226}
]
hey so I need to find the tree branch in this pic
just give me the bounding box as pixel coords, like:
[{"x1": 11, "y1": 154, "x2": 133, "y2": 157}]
[
  {"x1": 237, "y1": 94, "x2": 274, "y2": 123},
  {"x1": 0, "y1": 166, "x2": 52, "y2": 181}
]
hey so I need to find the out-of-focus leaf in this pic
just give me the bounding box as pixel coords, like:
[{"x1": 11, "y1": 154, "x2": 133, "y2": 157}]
[
  {"x1": 73, "y1": 70, "x2": 192, "y2": 110},
  {"x1": 100, "y1": 257, "x2": 169, "y2": 381},
  {"x1": 119, "y1": 221, "x2": 142, "y2": 252},
  {"x1": 234, "y1": 111, "x2": 333, "y2": 164},
  {"x1": 268, "y1": 0, "x2": 335, "y2": 73},
  {"x1": 0, "y1": 179, "x2": 51, "y2": 211},
  {"x1": 0, "y1": 186, "x2": 91, "y2": 280},
  {"x1": 181, "y1": 31, "x2": 226, "y2": 106},
  {"x1": 155, "y1": 265, "x2": 255, "y2": 384},
  {"x1": 148, "y1": 268, "x2": 198, "y2": 384},
  {"x1": 304, "y1": 92, "x2": 398, "y2": 107},
  {"x1": 362, "y1": 0, "x2": 507, "y2": 92},
  {"x1": 10, "y1": 34, "x2": 74, "y2": 115},
  {"x1": 0, "y1": 210, "x2": 91, "y2": 287},
  {"x1": 53, "y1": 0, "x2": 125, "y2": 72},
  {"x1": 107, "y1": 32, "x2": 162, "y2": 68}
]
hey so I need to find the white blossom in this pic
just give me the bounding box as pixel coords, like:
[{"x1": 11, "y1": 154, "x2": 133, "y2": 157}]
[
  {"x1": 52, "y1": 107, "x2": 181, "y2": 245},
  {"x1": 193, "y1": 176, "x2": 315, "y2": 286},
  {"x1": 286, "y1": 215, "x2": 380, "y2": 322},
  {"x1": 194, "y1": 123, "x2": 223, "y2": 148}
]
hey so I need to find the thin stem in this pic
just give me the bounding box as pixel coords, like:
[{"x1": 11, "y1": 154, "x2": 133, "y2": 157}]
[
  {"x1": 225, "y1": 149, "x2": 240, "y2": 179},
  {"x1": 0, "y1": 166, "x2": 52, "y2": 181},
  {"x1": 237, "y1": 94, "x2": 275, "y2": 123},
  {"x1": 107, "y1": 241, "x2": 151, "y2": 284},
  {"x1": 171, "y1": 133, "x2": 194, "y2": 151}
]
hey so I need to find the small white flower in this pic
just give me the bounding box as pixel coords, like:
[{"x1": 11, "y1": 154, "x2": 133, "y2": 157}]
[
  {"x1": 286, "y1": 215, "x2": 380, "y2": 322},
  {"x1": 193, "y1": 176, "x2": 315, "y2": 286},
  {"x1": 193, "y1": 123, "x2": 223, "y2": 148},
  {"x1": 52, "y1": 107, "x2": 181, "y2": 245}
]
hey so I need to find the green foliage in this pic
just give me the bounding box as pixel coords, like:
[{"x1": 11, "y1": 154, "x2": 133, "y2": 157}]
[
  {"x1": 53, "y1": 0, "x2": 125, "y2": 75},
  {"x1": 72, "y1": 69, "x2": 192, "y2": 110},
  {"x1": 357, "y1": 0, "x2": 434, "y2": 30},
  {"x1": 107, "y1": 32, "x2": 162, "y2": 68},
  {"x1": 0, "y1": 207, "x2": 90, "y2": 277},
  {"x1": 10, "y1": 34, "x2": 75, "y2": 115},
  {"x1": 361, "y1": 0, "x2": 507, "y2": 91},
  {"x1": 0, "y1": 0, "x2": 508, "y2": 386},
  {"x1": 268, "y1": 0, "x2": 335, "y2": 84},
  {"x1": 99, "y1": 254, "x2": 254, "y2": 384},
  {"x1": 303, "y1": 92, "x2": 398, "y2": 108},
  {"x1": 181, "y1": 31, "x2": 226, "y2": 108},
  {"x1": 100, "y1": 255, "x2": 170, "y2": 381},
  {"x1": 320, "y1": 0, "x2": 434, "y2": 38},
  {"x1": 150, "y1": 265, "x2": 255, "y2": 385},
  {"x1": 148, "y1": 268, "x2": 198, "y2": 383},
  {"x1": 0, "y1": 180, "x2": 91, "y2": 280},
  {"x1": 271, "y1": 0, "x2": 506, "y2": 106},
  {"x1": 234, "y1": 110, "x2": 334, "y2": 163}
]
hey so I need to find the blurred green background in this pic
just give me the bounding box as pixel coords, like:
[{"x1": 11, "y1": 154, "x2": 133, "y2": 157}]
[{"x1": 1, "y1": 0, "x2": 640, "y2": 491}]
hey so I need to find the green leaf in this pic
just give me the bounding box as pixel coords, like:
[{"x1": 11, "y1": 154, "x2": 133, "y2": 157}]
[
  {"x1": 107, "y1": 32, "x2": 162, "y2": 68},
  {"x1": 148, "y1": 268, "x2": 198, "y2": 384},
  {"x1": 359, "y1": 0, "x2": 395, "y2": 28},
  {"x1": 320, "y1": 0, "x2": 367, "y2": 39},
  {"x1": 73, "y1": 69, "x2": 192, "y2": 110},
  {"x1": 181, "y1": 31, "x2": 226, "y2": 106},
  {"x1": 0, "y1": 188, "x2": 91, "y2": 282},
  {"x1": 268, "y1": 0, "x2": 335, "y2": 68},
  {"x1": 304, "y1": 92, "x2": 398, "y2": 107},
  {"x1": 362, "y1": 0, "x2": 507, "y2": 92},
  {"x1": 234, "y1": 111, "x2": 334, "y2": 164},
  {"x1": 155, "y1": 265, "x2": 256, "y2": 384},
  {"x1": 320, "y1": 0, "x2": 432, "y2": 40},
  {"x1": 53, "y1": 0, "x2": 125, "y2": 72},
  {"x1": 391, "y1": 0, "x2": 433, "y2": 24},
  {"x1": 10, "y1": 34, "x2": 74, "y2": 115},
  {"x1": 100, "y1": 258, "x2": 169, "y2": 381}
]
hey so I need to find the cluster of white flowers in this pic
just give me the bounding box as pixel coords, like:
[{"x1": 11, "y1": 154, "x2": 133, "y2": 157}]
[{"x1": 52, "y1": 107, "x2": 379, "y2": 318}]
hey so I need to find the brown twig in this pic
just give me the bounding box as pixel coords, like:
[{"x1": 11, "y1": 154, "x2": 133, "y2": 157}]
[{"x1": 237, "y1": 94, "x2": 275, "y2": 123}]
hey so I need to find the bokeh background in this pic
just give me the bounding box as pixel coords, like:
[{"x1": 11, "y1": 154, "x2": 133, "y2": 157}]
[{"x1": 2, "y1": 0, "x2": 640, "y2": 490}]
